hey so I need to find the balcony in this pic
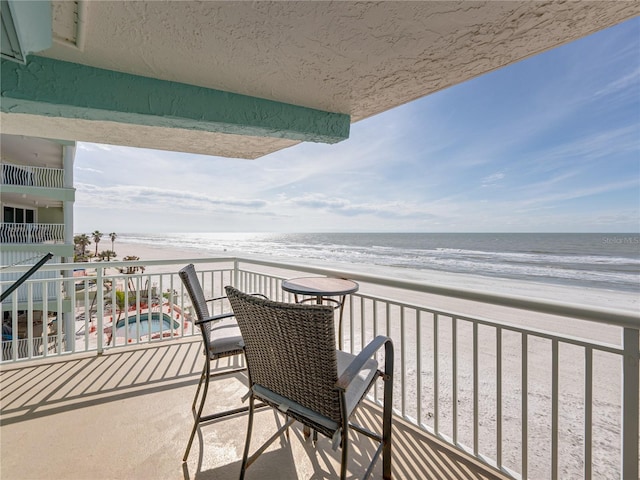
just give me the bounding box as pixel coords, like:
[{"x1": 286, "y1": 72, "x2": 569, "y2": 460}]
[
  {"x1": 0, "y1": 222, "x2": 65, "y2": 244},
  {"x1": 0, "y1": 337, "x2": 509, "y2": 480},
  {"x1": 1, "y1": 163, "x2": 64, "y2": 189},
  {"x1": 0, "y1": 257, "x2": 638, "y2": 479}
]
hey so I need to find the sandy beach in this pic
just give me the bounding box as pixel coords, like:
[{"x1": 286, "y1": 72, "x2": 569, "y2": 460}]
[
  {"x1": 105, "y1": 239, "x2": 637, "y2": 479},
  {"x1": 113, "y1": 239, "x2": 638, "y2": 314}
]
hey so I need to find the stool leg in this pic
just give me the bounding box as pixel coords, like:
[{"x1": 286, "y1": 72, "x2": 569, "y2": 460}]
[{"x1": 183, "y1": 359, "x2": 210, "y2": 461}]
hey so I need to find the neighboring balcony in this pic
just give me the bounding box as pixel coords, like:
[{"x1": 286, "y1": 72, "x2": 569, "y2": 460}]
[
  {"x1": 0, "y1": 222, "x2": 65, "y2": 244},
  {"x1": 1, "y1": 163, "x2": 64, "y2": 189},
  {"x1": 0, "y1": 257, "x2": 637, "y2": 480},
  {"x1": 0, "y1": 163, "x2": 74, "y2": 206}
]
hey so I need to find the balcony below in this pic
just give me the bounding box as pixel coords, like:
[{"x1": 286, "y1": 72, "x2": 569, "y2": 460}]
[
  {"x1": 1, "y1": 163, "x2": 65, "y2": 189},
  {"x1": 0, "y1": 222, "x2": 65, "y2": 244},
  {"x1": 0, "y1": 337, "x2": 508, "y2": 480}
]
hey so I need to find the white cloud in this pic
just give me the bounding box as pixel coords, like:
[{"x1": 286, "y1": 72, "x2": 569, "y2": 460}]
[
  {"x1": 76, "y1": 166, "x2": 103, "y2": 174},
  {"x1": 517, "y1": 179, "x2": 640, "y2": 207},
  {"x1": 594, "y1": 67, "x2": 640, "y2": 98},
  {"x1": 77, "y1": 143, "x2": 115, "y2": 152},
  {"x1": 75, "y1": 183, "x2": 267, "y2": 213},
  {"x1": 481, "y1": 172, "x2": 505, "y2": 187}
]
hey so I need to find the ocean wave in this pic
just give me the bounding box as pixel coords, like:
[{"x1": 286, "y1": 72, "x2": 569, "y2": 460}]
[{"x1": 118, "y1": 233, "x2": 640, "y2": 292}]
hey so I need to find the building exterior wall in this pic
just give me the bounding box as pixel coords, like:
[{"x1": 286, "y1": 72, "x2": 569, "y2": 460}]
[{"x1": 1, "y1": 134, "x2": 76, "y2": 354}]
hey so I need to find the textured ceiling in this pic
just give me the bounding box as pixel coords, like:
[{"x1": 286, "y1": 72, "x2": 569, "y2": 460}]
[
  {"x1": 0, "y1": 133, "x2": 63, "y2": 168},
  {"x1": 0, "y1": 133, "x2": 66, "y2": 208},
  {"x1": 2, "y1": 1, "x2": 638, "y2": 158}
]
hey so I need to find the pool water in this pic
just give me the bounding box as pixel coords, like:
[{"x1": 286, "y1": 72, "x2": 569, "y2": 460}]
[{"x1": 115, "y1": 312, "x2": 181, "y2": 338}]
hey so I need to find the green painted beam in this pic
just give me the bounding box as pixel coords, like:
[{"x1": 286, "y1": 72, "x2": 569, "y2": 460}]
[{"x1": 1, "y1": 56, "x2": 350, "y2": 144}]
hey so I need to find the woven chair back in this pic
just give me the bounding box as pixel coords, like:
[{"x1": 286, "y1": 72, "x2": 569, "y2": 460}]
[
  {"x1": 226, "y1": 286, "x2": 342, "y2": 426},
  {"x1": 178, "y1": 264, "x2": 212, "y2": 341}
]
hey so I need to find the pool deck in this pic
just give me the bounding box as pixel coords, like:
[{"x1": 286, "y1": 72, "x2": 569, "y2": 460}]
[{"x1": 1, "y1": 337, "x2": 510, "y2": 480}]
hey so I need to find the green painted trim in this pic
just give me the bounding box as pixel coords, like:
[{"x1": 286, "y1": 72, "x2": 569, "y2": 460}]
[
  {"x1": 0, "y1": 185, "x2": 75, "y2": 202},
  {"x1": 1, "y1": 56, "x2": 350, "y2": 144}
]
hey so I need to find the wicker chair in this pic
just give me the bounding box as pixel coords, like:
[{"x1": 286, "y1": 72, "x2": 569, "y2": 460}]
[
  {"x1": 226, "y1": 286, "x2": 394, "y2": 480},
  {"x1": 179, "y1": 264, "x2": 265, "y2": 461}
]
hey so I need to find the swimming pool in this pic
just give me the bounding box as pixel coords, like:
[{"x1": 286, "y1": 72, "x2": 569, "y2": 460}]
[{"x1": 115, "y1": 312, "x2": 181, "y2": 339}]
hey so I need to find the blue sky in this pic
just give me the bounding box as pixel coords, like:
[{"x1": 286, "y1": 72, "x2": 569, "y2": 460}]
[{"x1": 74, "y1": 18, "x2": 639, "y2": 234}]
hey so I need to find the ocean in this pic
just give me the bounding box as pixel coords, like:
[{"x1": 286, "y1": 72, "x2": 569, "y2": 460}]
[{"x1": 117, "y1": 232, "x2": 640, "y2": 293}]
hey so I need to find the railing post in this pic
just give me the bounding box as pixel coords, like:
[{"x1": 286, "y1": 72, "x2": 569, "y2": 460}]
[
  {"x1": 622, "y1": 327, "x2": 639, "y2": 480},
  {"x1": 233, "y1": 258, "x2": 239, "y2": 289},
  {"x1": 64, "y1": 271, "x2": 75, "y2": 352},
  {"x1": 96, "y1": 266, "x2": 104, "y2": 355}
]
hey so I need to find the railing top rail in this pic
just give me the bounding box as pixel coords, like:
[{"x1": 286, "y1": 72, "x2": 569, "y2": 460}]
[
  {"x1": 0, "y1": 257, "x2": 233, "y2": 274},
  {"x1": 1, "y1": 256, "x2": 638, "y2": 329}
]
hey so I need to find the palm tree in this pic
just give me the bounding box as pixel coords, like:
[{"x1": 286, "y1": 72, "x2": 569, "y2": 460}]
[
  {"x1": 112, "y1": 290, "x2": 135, "y2": 320},
  {"x1": 97, "y1": 250, "x2": 117, "y2": 262},
  {"x1": 74, "y1": 234, "x2": 91, "y2": 261},
  {"x1": 109, "y1": 232, "x2": 117, "y2": 251},
  {"x1": 92, "y1": 230, "x2": 103, "y2": 257}
]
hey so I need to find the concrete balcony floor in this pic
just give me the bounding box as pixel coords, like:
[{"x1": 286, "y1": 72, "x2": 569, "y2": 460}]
[{"x1": 1, "y1": 338, "x2": 509, "y2": 480}]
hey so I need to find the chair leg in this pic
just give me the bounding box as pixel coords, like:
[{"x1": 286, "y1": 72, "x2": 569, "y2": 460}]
[
  {"x1": 191, "y1": 361, "x2": 207, "y2": 411},
  {"x1": 340, "y1": 426, "x2": 349, "y2": 480},
  {"x1": 239, "y1": 396, "x2": 255, "y2": 480},
  {"x1": 183, "y1": 360, "x2": 211, "y2": 462}
]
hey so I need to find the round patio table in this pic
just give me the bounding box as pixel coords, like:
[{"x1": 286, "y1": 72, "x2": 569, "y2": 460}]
[{"x1": 281, "y1": 276, "x2": 359, "y2": 351}]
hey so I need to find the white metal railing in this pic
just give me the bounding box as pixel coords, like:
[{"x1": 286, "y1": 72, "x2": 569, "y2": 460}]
[
  {"x1": 1, "y1": 334, "x2": 60, "y2": 361},
  {"x1": 0, "y1": 257, "x2": 638, "y2": 480},
  {"x1": 1, "y1": 163, "x2": 64, "y2": 188},
  {"x1": 0, "y1": 222, "x2": 65, "y2": 243}
]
